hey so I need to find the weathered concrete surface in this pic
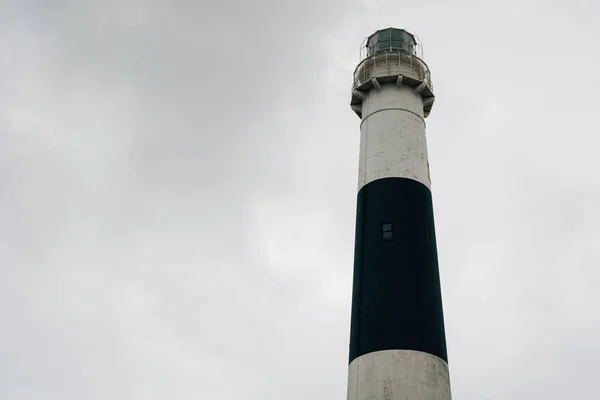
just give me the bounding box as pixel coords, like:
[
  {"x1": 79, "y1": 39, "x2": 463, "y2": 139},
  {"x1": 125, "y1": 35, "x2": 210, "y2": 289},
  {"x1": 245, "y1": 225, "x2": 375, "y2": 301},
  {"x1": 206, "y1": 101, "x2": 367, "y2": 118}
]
[
  {"x1": 358, "y1": 84, "x2": 431, "y2": 191},
  {"x1": 347, "y1": 350, "x2": 452, "y2": 400}
]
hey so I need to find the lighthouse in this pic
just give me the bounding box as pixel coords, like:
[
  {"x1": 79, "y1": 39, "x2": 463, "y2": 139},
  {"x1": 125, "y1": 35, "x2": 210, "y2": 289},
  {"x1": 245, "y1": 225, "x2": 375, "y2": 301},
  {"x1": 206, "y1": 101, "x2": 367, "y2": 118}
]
[{"x1": 347, "y1": 28, "x2": 452, "y2": 399}]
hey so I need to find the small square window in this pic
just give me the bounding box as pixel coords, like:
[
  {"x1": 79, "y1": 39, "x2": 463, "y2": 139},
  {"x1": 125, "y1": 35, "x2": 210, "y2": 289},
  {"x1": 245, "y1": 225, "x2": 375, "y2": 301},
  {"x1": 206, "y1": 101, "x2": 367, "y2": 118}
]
[{"x1": 382, "y1": 222, "x2": 393, "y2": 240}]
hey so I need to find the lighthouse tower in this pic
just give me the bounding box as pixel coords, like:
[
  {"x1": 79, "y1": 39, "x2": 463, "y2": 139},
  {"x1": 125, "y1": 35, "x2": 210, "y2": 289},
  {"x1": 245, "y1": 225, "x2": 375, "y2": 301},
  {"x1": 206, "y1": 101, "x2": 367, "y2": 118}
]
[{"x1": 347, "y1": 28, "x2": 452, "y2": 400}]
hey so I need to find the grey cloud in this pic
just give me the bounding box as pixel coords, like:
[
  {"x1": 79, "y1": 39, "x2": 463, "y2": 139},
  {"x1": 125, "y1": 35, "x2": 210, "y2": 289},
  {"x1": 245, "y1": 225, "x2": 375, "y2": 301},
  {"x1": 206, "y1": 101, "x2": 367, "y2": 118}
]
[{"x1": 1, "y1": 0, "x2": 600, "y2": 399}]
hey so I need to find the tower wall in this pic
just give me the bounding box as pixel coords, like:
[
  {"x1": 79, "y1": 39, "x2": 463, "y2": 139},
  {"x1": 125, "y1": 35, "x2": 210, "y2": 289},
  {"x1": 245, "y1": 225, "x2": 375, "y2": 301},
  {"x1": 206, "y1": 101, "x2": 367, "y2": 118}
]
[{"x1": 347, "y1": 29, "x2": 452, "y2": 400}]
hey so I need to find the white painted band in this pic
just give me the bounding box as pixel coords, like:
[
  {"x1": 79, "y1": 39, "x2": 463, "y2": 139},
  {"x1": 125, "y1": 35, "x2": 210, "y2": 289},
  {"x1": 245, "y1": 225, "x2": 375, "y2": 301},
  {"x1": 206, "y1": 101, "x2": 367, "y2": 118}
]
[
  {"x1": 360, "y1": 107, "x2": 425, "y2": 129},
  {"x1": 347, "y1": 350, "x2": 452, "y2": 400},
  {"x1": 357, "y1": 84, "x2": 431, "y2": 191}
]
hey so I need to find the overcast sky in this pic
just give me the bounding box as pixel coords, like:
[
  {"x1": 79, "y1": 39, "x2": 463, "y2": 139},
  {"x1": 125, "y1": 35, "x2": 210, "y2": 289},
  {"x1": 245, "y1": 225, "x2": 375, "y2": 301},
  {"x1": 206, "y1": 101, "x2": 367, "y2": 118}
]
[{"x1": 1, "y1": 0, "x2": 600, "y2": 399}]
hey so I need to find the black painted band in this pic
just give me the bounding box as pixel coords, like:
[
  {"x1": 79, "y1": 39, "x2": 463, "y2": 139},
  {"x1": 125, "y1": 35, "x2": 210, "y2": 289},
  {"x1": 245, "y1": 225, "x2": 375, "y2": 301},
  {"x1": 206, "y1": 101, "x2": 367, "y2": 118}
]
[{"x1": 349, "y1": 177, "x2": 448, "y2": 364}]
